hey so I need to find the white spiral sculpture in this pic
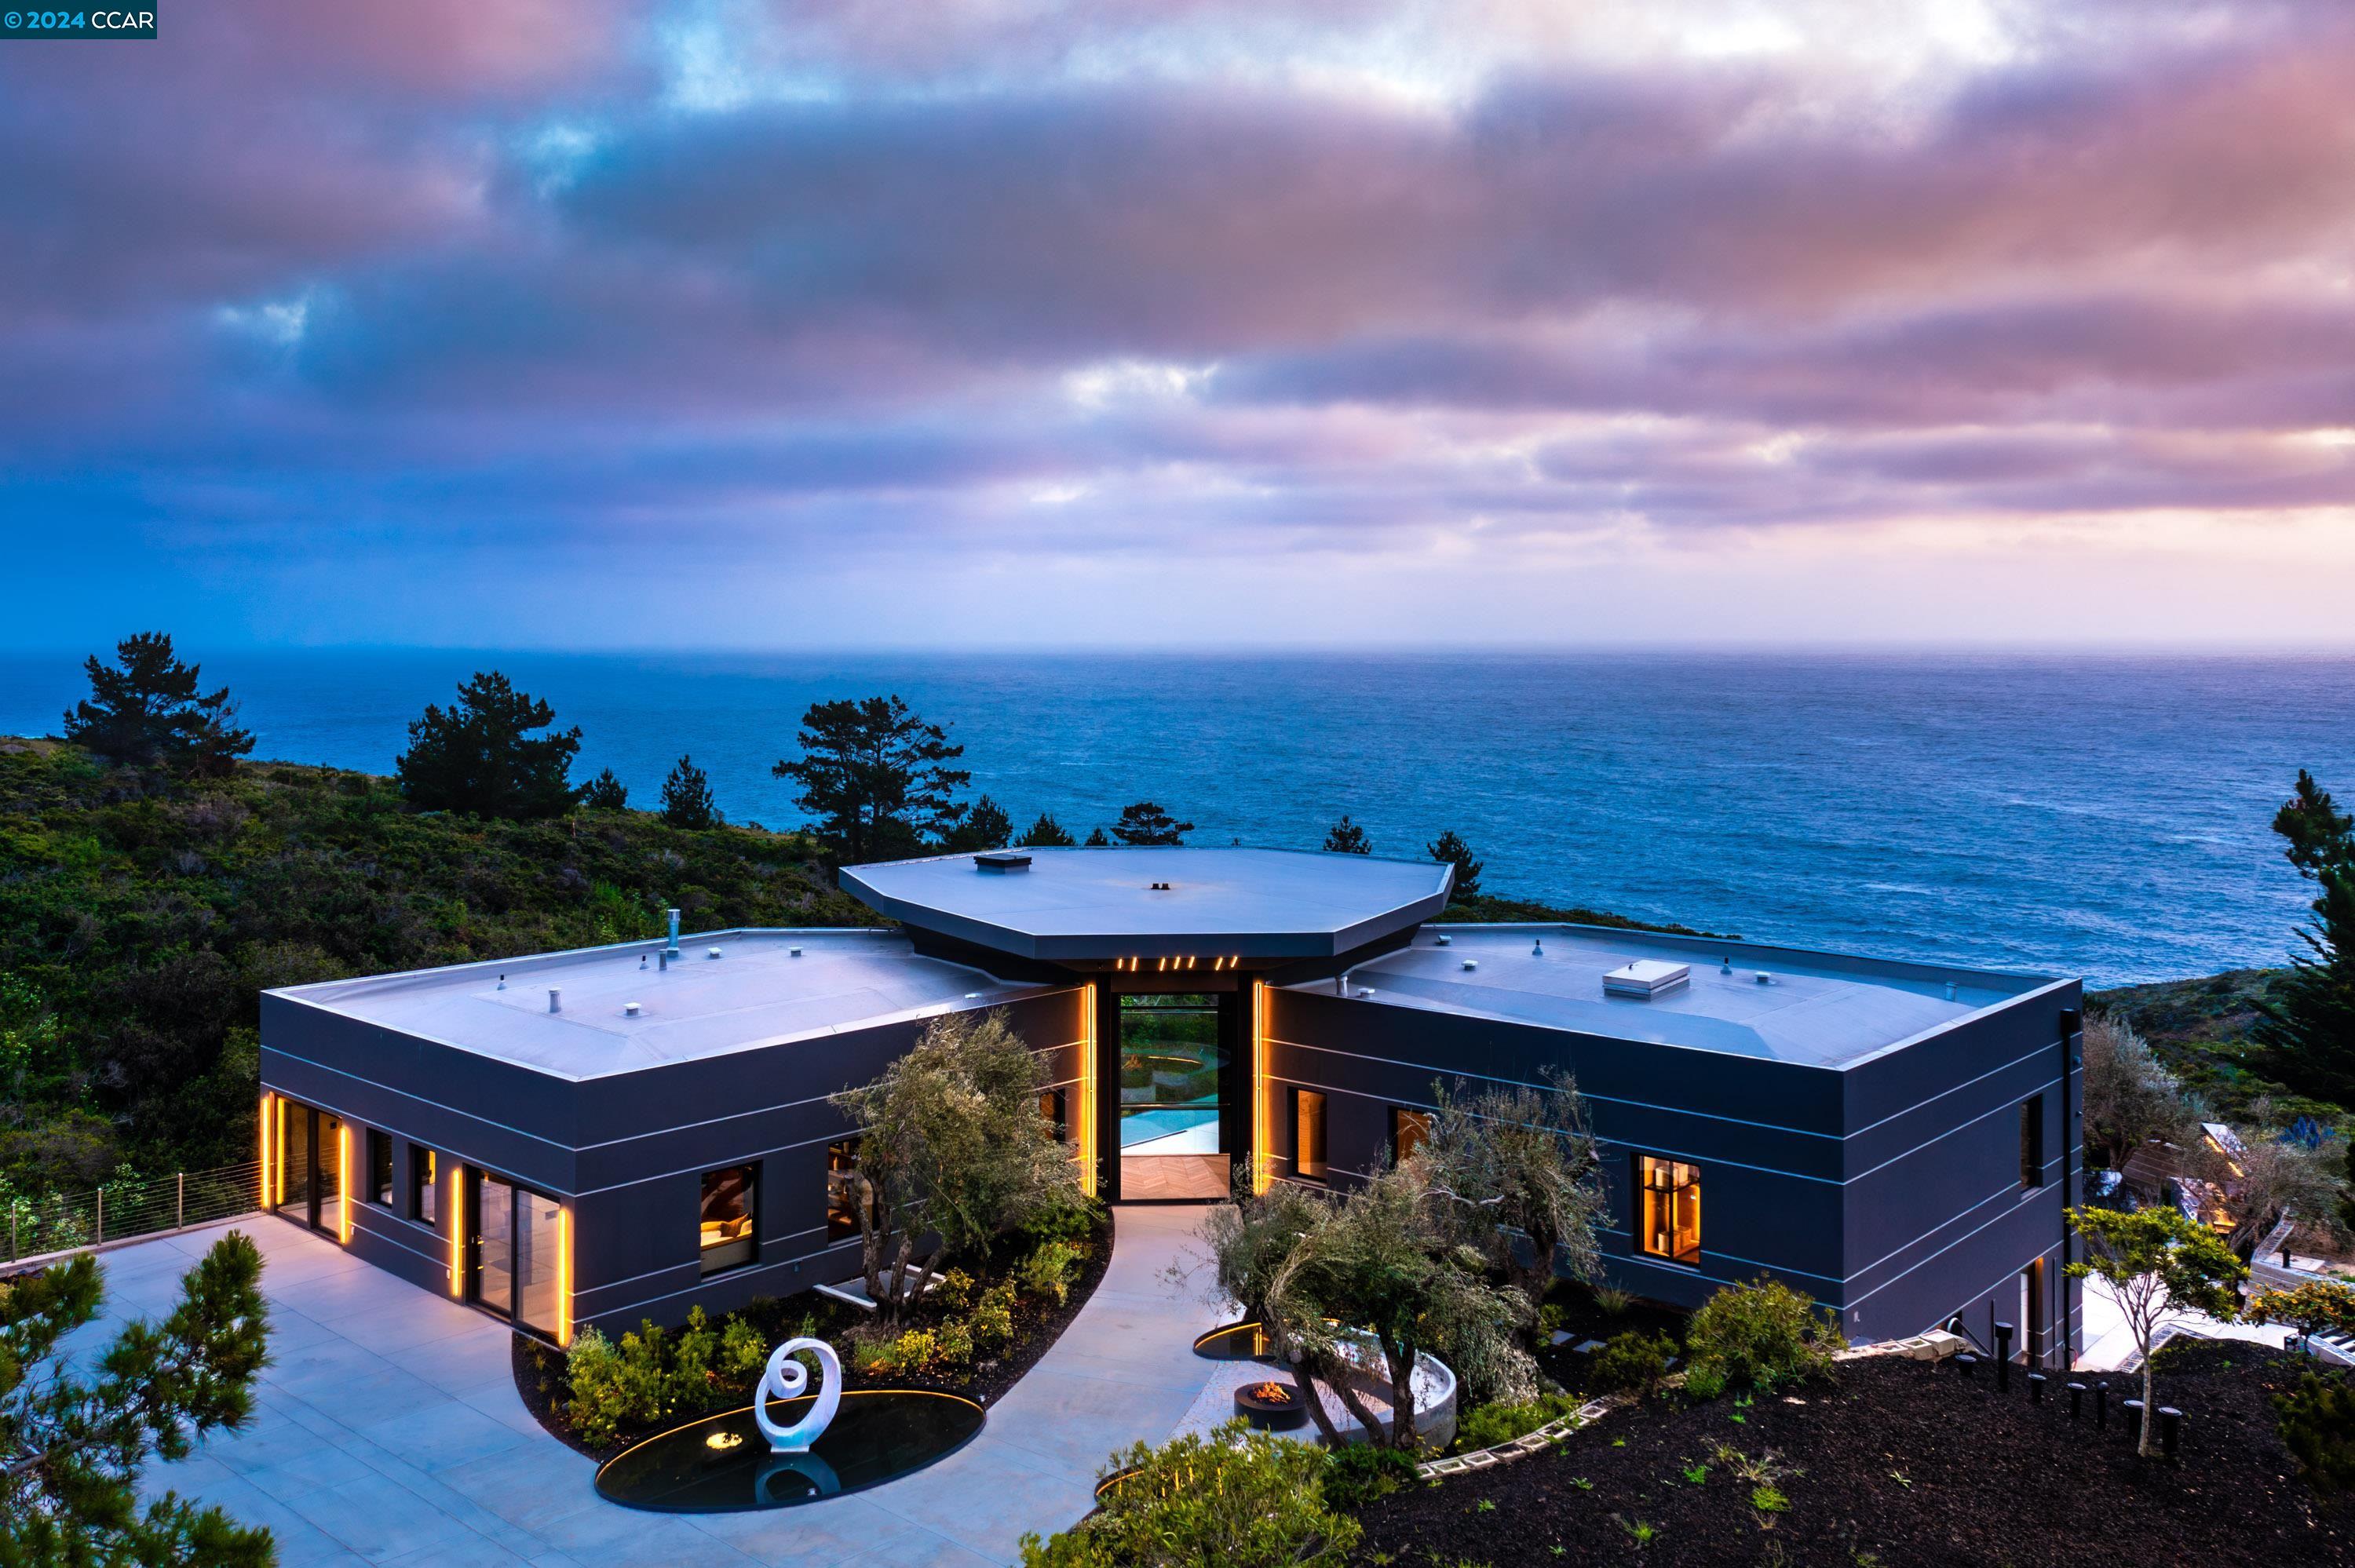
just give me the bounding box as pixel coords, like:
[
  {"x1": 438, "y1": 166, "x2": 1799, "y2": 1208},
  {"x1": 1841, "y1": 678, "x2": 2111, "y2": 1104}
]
[{"x1": 754, "y1": 1338, "x2": 843, "y2": 1453}]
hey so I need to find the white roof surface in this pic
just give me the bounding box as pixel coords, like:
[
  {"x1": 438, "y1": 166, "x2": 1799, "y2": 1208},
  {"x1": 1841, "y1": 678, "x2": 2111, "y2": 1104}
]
[
  {"x1": 268, "y1": 928, "x2": 1043, "y2": 1081},
  {"x1": 1316, "y1": 924, "x2": 2049, "y2": 1069}
]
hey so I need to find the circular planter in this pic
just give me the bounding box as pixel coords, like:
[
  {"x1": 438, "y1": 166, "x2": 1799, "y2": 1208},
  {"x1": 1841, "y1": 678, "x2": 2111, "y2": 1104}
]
[{"x1": 1235, "y1": 1379, "x2": 1308, "y2": 1431}]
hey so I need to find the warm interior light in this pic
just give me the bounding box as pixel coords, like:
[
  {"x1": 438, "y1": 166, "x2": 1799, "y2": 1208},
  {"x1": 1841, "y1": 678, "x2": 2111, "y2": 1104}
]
[
  {"x1": 557, "y1": 1205, "x2": 574, "y2": 1346},
  {"x1": 337, "y1": 1123, "x2": 352, "y2": 1243}
]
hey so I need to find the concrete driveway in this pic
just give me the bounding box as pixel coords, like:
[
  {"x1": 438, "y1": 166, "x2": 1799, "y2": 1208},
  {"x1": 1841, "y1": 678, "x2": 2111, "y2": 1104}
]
[{"x1": 73, "y1": 1204, "x2": 1219, "y2": 1566}]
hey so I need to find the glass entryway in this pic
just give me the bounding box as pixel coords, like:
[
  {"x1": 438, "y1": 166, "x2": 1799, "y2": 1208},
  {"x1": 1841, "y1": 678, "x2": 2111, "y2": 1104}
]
[
  {"x1": 466, "y1": 1167, "x2": 565, "y2": 1339},
  {"x1": 1118, "y1": 993, "x2": 1231, "y2": 1200},
  {"x1": 273, "y1": 1099, "x2": 343, "y2": 1237}
]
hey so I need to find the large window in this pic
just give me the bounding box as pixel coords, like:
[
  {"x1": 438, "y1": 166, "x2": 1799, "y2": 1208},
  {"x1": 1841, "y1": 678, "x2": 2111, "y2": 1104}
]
[
  {"x1": 367, "y1": 1129, "x2": 394, "y2": 1207},
  {"x1": 699, "y1": 1165, "x2": 758, "y2": 1274},
  {"x1": 826, "y1": 1139, "x2": 862, "y2": 1242},
  {"x1": 2019, "y1": 1095, "x2": 2045, "y2": 1191},
  {"x1": 466, "y1": 1168, "x2": 565, "y2": 1340},
  {"x1": 1293, "y1": 1088, "x2": 1327, "y2": 1181},
  {"x1": 1390, "y1": 1107, "x2": 1433, "y2": 1164},
  {"x1": 410, "y1": 1144, "x2": 438, "y2": 1224},
  {"x1": 1636, "y1": 1154, "x2": 1701, "y2": 1266}
]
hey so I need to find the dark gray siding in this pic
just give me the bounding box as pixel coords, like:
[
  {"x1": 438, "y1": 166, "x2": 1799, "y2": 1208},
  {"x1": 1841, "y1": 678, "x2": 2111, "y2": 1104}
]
[
  {"x1": 259, "y1": 987, "x2": 1088, "y2": 1338},
  {"x1": 1269, "y1": 980, "x2": 2083, "y2": 1350},
  {"x1": 1266, "y1": 989, "x2": 1848, "y2": 1315}
]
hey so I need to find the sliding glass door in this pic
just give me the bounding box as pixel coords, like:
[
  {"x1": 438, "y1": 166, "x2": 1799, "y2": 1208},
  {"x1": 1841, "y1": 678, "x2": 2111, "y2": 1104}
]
[
  {"x1": 273, "y1": 1099, "x2": 341, "y2": 1235},
  {"x1": 467, "y1": 1167, "x2": 564, "y2": 1338}
]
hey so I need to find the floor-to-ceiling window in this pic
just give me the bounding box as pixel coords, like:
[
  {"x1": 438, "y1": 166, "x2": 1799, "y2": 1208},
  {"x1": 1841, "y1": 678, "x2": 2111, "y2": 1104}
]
[
  {"x1": 272, "y1": 1099, "x2": 343, "y2": 1236},
  {"x1": 467, "y1": 1167, "x2": 566, "y2": 1340},
  {"x1": 1118, "y1": 993, "x2": 1229, "y2": 1200}
]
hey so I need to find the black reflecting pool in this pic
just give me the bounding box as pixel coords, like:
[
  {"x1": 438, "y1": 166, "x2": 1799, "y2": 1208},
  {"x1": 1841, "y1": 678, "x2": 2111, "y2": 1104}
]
[
  {"x1": 1193, "y1": 1322, "x2": 1274, "y2": 1361},
  {"x1": 593, "y1": 1391, "x2": 985, "y2": 1512}
]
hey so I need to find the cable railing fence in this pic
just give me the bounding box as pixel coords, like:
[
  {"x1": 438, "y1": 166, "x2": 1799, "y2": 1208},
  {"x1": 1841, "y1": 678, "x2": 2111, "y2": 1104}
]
[{"x1": 3, "y1": 1159, "x2": 264, "y2": 1264}]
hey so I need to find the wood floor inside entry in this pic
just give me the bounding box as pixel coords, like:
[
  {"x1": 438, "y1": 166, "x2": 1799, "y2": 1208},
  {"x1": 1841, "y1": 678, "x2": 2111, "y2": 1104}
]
[{"x1": 1120, "y1": 1153, "x2": 1231, "y2": 1202}]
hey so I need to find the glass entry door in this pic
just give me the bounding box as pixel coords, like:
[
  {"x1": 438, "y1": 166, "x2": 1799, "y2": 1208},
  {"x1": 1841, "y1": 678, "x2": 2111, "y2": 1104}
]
[
  {"x1": 1117, "y1": 994, "x2": 1230, "y2": 1200},
  {"x1": 467, "y1": 1168, "x2": 564, "y2": 1338},
  {"x1": 470, "y1": 1169, "x2": 517, "y2": 1318},
  {"x1": 274, "y1": 1100, "x2": 341, "y2": 1234}
]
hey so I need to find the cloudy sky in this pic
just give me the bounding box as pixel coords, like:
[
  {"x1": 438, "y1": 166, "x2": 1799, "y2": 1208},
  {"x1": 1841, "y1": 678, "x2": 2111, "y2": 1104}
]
[{"x1": 4, "y1": 0, "x2": 2353, "y2": 648}]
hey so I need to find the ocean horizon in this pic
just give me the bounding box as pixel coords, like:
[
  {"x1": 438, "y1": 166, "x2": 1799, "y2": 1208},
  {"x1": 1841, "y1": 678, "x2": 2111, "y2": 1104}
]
[{"x1": 6, "y1": 645, "x2": 2350, "y2": 990}]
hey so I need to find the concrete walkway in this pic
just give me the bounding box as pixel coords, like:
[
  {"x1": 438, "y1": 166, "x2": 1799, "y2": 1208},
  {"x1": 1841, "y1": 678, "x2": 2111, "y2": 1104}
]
[
  {"x1": 2075, "y1": 1272, "x2": 2293, "y2": 1369},
  {"x1": 71, "y1": 1204, "x2": 1220, "y2": 1566}
]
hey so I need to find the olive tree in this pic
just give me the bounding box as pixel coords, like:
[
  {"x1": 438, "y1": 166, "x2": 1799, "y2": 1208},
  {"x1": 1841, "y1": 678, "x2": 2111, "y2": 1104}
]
[
  {"x1": 2, "y1": 1232, "x2": 272, "y2": 1563},
  {"x1": 1267, "y1": 1161, "x2": 1534, "y2": 1450},
  {"x1": 831, "y1": 1008, "x2": 1083, "y2": 1322},
  {"x1": 1416, "y1": 1067, "x2": 1607, "y2": 1315},
  {"x1": 2065, "y1": 1205, "x2": 2246, "y2": 1456},
  {"x1": 2079, "y1": 1013, "x2": 2194, "y2": 1172}
]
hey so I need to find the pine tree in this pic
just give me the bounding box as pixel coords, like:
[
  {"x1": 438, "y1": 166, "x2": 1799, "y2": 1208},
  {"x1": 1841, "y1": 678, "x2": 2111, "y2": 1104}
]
[
  {"x1": 395, "y1": 671, "x2": 582, "y2": 819},
  {"x1": 772, "y1": 696, "x2": 969, "y2": 860},
  {"x1": 62, "y1": 632, "x2": 254, "y2": 775},
  {"x1": 579, "y1": 768, "x2": 630, "y2": 810},
  {"x1": 1018, "y1": 811, "x2": 1076, "y2": 848},
  {"x1": 947, "y1": 794, "x2": 1013, "y2": 851},
  {"x1": 1426, "y1": 829, "x2": 1484, "y2": 902},
  {"x1": 1111, "y1": 801, "x2": 1193, "y2": 845},
  {"x1": 1323, "y1": 815, "x2": 1372, "y2": 854},
  {"x1": 1084, "y1": 827, "x2": 1110, "y2": 847},
  {"x1": 2, "y1": 1234, "x2": 273, "y2": 1563},
  {"x1": 2254, "y1": 771, "x2": 2355, "y2": 1107},
  {"x1": 659, "y1": 753, "x2": 721, "y2": 830}
]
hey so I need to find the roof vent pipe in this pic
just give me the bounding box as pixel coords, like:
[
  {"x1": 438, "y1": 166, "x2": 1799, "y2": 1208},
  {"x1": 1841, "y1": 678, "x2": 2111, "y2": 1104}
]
[
  {"x1": 659, "y1": 950, "x2": 669, "y2": 972},
  {"x1": 666, "y1": 907, "x2": 681, "y2": 954},
  {"x1": 548, "y1": 988, "x2": 561, "y2": 1014}
]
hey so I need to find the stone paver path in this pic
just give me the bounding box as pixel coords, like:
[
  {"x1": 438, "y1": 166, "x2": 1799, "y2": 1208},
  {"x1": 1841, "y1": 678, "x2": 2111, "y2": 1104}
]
[{"x1": 69, "y1": 1203, "x2": 1220, "y2": 1566}]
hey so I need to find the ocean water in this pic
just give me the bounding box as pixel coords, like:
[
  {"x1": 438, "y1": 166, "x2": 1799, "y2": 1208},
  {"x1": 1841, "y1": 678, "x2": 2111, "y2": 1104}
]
[{"x1": 4, "y1": 647, "x2": 2350, "y2": 988}]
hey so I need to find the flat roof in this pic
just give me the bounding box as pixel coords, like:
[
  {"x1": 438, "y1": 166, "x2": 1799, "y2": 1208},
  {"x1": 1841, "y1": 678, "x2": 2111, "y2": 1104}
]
[
  {"x1": 268, "y1": 929, "x2": 1046, "y2": 1081},
  {"x1": 841, "y1": 845, "x2": 1453, "y2": 962},
  {"x1": 1308, "y1": 924, "x2": 2057, "y2": 1070}
]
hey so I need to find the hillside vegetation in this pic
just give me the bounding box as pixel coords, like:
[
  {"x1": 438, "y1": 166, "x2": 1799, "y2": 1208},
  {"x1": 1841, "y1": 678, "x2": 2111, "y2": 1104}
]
[
  {"x1": 2090, "y1": 967, "x2": 2333, "y2": 1126},
  {"x1": 0, "y1": 738, "x2": 876, "y2": 1193}
]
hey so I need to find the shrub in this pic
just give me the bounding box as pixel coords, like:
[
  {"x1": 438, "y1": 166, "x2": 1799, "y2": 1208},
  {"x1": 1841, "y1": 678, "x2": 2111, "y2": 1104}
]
[
  {"x1": 567, "y1": 1324, "x2": 666, "y2": 1446},
  {"x1": 719, "y1": 1315, "x2": 770, "y2": 1383},
  {"x1": 1453, "y1": 1391, "x2": 1583, "y2": 1452},
  {"x1": 667, "y1": 1306, "x2": 726, "y2": 1413},
  {"x1": 972, "y1": 1280, "x2": 1019, "y2": 1353},
  {"x1": 1591, "y1": 1331, "x2": 1677, "y2": 1397},
  {"x1": 1538, "y1": 1302, "x2": 1568, "y2": 1338},
  {"x1": 1684, "y1": 1278, "x2": 1842, "y2": 1391},
  {"x1": 1019, "y1": 1241, "x2": 1082, "y2": 1304},
  {"x1": 932, "y1": 1267, "x2": 977, "y2": 1314},
  {"x1": 934, "y1": 1320, "x2": 975, "y2": 1369},
  {"x1": 1020, "y1": 1420, "x2": 1358, "y2": 1567},
  {"x1": 2276, "y1": 1370, "x2": 2355, "y2": 1491},
  {"x1": 1681, "y1": 1359, "x2": 1729, "y2": 1402},
  {"x1": 1019, "y1": 1194, "x2": 1104, "y2": 1249},
  {"x1": 1593, "y1": 1285, "x2": 1635, "y2": 1316},
  {"x1": 1320, "y1": 1441, "x2": 1420, "y2": 1511}
]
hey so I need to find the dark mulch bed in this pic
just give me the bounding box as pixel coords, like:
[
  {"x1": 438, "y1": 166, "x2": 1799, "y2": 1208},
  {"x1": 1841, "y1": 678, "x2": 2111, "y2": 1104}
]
[
  {"x1": 1533, "y1": 1284, "x2": 1689, "y2": 1396},
  {"x1": 1355, "y1": 1341, "x2": 2352, "y2": 1566},
  {"x1": 515, "y1": 1211, "x2": 1115, "y2": 1462}
]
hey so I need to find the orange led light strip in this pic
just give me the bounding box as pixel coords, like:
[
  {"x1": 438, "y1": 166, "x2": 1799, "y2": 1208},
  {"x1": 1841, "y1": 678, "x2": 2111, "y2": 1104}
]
[
  {"x1": 449, "y1": 1169, "x2": 466, "y2": 1297},
  {"x1": 1077, "y1": 983, "x2": 1099, "y2": 1198},
  {"x1": 557, "y1": 1206, "x2": 574, "y2": 1346},
  {"x1": 1251, "y1": 980, "x2": 1272, "y2": 1194},
  {"x1": 337, "y1": 1123, "x2": 352, "y2": 1243}
]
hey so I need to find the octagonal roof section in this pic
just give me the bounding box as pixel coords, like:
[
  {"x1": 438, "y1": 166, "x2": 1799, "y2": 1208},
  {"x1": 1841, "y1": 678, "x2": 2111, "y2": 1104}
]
[{"x1": 840, "y1": 845, "x2": 1454, "y2": 964}]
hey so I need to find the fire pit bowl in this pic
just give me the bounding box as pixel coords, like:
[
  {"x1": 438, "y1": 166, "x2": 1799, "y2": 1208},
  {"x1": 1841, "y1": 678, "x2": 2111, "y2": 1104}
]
[{"x1": 1234, "y1": 1379, "x2": 1308, "y2": 1431}]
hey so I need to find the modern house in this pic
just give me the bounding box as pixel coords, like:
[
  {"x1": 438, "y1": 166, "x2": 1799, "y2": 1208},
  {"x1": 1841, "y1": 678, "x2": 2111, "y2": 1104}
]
[{"x1": 257, "y1": 845, "x2": 2084, "y2": 1366}]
